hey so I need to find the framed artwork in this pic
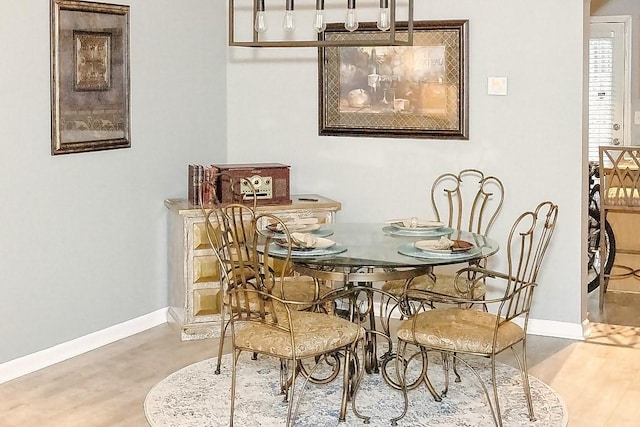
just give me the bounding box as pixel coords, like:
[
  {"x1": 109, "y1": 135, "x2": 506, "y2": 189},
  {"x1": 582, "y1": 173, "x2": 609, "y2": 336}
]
[
  {"x1": 50, "y1": 0, "x2": 130, "y2": 155},
  {"x1": 319, "y1": 20, "x2": 468, "y2": 140}
]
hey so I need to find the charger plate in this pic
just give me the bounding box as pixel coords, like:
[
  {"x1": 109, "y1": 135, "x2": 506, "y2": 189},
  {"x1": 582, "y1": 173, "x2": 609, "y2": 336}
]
[
  {"x1": 267, "y1": 243, "x2": 348, "y2": 258},
  {"x1": 398, "y1": 242, "x2": 481, "y2": 259},
  {"x1": 383, "y1": 225, "x2": 453, "y2": 238}
]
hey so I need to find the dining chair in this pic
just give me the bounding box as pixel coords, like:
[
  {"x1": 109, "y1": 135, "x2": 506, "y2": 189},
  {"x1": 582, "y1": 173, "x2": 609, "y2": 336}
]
[
  {"x1": 227, "y1": 212, "x2": 368, "y2": 426},
  {"x1": 200, "y1": 175, "x2": 333, "y2": 376},
  {"x1": 382, "y1": 169, "x2": 505, "y2": 303},
  {"x1": 390, "y1": 201, "x2": 558, "y2": 427},
  {"x1": 598, "y1": 146, "x2": 640, "y2": 309}
]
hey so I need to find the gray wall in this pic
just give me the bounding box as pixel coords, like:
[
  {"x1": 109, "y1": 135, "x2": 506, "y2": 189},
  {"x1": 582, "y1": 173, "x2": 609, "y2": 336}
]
[
  {"x1": 0, "y1": 0, "x2": 227, "y2": 364},
  {"x1": 227, "y1": 0, "x2": 589, "y2": 332},
  {"x1": 1, "y1": 0, "x2": 592, "y2": 366}
]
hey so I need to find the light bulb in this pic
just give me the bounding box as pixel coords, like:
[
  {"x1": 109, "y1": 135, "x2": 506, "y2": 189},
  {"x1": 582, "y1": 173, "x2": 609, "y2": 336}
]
[
  {"x1": 345, "y1": 3, "x2": 358, "y2": 33},
  {"x1": 313, "y1": 0, "x2": 326, "y2": 33},
  {"x1": 254, "y1": 0, "x2": 267, "y2": 33},
  {"x1": 283, "y1": 10, "x2": 296, "y2": 32},
  {"x1": 254, "y1": 12, "x2": 268, "y2": 33},
  {"x1": 377, "y1": 6, "x2": 390, "y2": 31},
  {"x1": 313, "y1": 9, "x2": 326, "y2": 33},
  {"x1": 283, "y1": 0, "x2": 296, "y2": 32}
]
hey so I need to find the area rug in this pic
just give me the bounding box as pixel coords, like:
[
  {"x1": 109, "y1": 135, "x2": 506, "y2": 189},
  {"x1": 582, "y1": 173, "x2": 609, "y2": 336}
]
[{"x1": 144, "y1": 349, "x2": 567, "y2": 427}]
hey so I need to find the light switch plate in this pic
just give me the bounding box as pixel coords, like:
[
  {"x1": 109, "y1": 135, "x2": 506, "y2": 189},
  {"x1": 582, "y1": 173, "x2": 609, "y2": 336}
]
[
  {"x1": 488, "y1": 77, "x2": 508, "y2": 96},
  {"x1": 635, "y1": 111, "x2": 640, "y2": 125}
]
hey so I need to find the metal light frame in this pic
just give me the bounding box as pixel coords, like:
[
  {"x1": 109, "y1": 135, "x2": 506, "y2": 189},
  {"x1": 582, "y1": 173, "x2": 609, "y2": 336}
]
[{"x1": 228, "y1": 0, "x2": 414, "y2": 47}]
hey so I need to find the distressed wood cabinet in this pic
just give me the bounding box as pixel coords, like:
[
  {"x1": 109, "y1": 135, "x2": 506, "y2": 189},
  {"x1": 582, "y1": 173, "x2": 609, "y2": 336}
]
[{"x1": 164, "y1": 195, "x2": 341, "y2": 340}]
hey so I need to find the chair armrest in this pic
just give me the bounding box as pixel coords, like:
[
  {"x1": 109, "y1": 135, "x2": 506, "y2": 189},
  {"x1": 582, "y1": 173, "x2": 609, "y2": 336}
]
[
  {"x1": 454, "y1": 266, "x2": 516, "y2": 283},
  {"x1": 403, "y1": 266, "x2": 534, "y2": 307}
]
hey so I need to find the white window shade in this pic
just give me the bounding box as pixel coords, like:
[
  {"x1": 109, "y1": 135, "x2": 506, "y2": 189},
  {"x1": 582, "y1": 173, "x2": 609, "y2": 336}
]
[{"x1": 588, "y1": 37, "x2": 614, "y2": 163}]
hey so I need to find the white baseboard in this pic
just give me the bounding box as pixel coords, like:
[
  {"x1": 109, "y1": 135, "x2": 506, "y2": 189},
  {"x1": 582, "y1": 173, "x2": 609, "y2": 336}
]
[
  {"x1": 526, "y1": 317, "x2": 587, "y2": 340},
  {"x1": 0, "y1": 305, "x2": 587, "y2": 386},
  {"x1": 374, "y1": 301, "x2": 587, "y2": 341},
  {"x1": 0, "y1": 307, "x2": 168, "y2": 385}
]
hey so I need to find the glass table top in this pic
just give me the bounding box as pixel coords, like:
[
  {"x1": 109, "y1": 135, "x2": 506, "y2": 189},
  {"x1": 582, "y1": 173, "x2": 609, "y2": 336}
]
[{"x1": 283, "y1": 222, "x2": 499, "y2": 268}]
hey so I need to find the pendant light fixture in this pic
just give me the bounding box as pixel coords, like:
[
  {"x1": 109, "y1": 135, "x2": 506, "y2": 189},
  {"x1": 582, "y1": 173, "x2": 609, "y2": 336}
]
[{"x1": 228, "y1": 0, "x2": 414, "y2": 48}]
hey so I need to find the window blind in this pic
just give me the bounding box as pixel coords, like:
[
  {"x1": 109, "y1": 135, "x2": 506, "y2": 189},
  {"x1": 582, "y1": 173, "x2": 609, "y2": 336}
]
[{"x1": 588, "y1": 37, "x2": 615, "y2": 162}]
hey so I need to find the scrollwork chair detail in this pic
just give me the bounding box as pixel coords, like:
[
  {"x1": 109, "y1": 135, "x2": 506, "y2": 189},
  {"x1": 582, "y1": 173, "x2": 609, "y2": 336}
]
[
  {"x1": 390, "y1": 201, "x2": 558, "y2": 427},
  {"x1": 382, "y1": 169, "x2": 504, "y2": 302},
  {"x1": 227, "y1": 213, "x2": 368, "y2": 426},
  {"x1": 200, "y1": 175, "x2": 333, "y2": 376}
]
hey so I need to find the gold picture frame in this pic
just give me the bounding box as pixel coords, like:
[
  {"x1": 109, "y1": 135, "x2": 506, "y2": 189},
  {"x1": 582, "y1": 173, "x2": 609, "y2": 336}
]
[
  {"x1": 319, "y1": 20, "x2": 468, "y2": 140},
  {"x1": 50, "y1": 0, "x2": 130, "y2": 155}
]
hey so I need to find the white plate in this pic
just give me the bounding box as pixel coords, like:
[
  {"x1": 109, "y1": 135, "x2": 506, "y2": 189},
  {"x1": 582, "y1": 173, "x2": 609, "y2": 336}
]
[
  {"x1": 414, "y1": 240, "x2": 452, "y2": 253},
  {"x1": 275, "y1": 233, "x2": 336, "y2": 250},
  {"x1": 414, "y1": 239, "x2": 475, "y2": 254},
  {"x1": 287, "y1": 223, "x2": 321, "y2": 232},
  {"x1": 388, "y1": 219, "x2": 444, "y2": 231},
  {"x1": 267, "y1": 223, "x2": 321, "y2": 233},
  {"x1": 267, "y1": 243, "x2": 348, "y2": 258},
  {"x1": 382, "y1": 225, "x2": 453, "y2": 238},
  {"x1": 398, "y1": 243, "x2": 479, "y2": 260}
]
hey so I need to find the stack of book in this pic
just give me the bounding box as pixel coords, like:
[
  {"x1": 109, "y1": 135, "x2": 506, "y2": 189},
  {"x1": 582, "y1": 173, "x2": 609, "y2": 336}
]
[{"x1": 188, "y1": 164, "x2": 218, "y2": 206}]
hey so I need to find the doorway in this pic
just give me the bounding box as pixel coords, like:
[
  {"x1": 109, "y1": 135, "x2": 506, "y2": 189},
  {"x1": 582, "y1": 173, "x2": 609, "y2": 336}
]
[{"x1": 587, "y1": 16, "x2": 640, "y2": 326}]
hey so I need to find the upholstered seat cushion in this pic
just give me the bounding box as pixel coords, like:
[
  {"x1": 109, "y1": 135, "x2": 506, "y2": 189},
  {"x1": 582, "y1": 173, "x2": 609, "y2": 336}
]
[
  {"x1": 235, "y1": 311, "x2": 364, "y2": 359},
  {"x1": 382, "y1": 275, "x2": 486, "y2": 299},
  {"x1": 382, "y1": 275, "x2": 435, "y2": 295},
  {"x1": 226, "y1": 277, "x2": 333, "y2": 313},
  {"x1": 273, "y1": 276, "x2": 332, "y2": 302},
  {"x1": 225, "y1": 287, "x2": 265, "y2": 312},
  {"x1": 273, "y1": 277, "x2": 334, "y2": 313},
  {"x1": 396, "y1": 307, "x2": 524, "y2": 354}
]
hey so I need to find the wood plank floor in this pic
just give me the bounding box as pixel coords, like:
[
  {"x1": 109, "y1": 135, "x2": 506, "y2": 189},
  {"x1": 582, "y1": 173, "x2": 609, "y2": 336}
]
[{"x1": 1, "y1": 291, "x2": 639, "y2": 427}]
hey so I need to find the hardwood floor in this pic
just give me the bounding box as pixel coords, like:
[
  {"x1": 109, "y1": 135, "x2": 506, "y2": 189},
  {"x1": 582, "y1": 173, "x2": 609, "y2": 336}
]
[{"x1": 1, "y1": 292, "x2": 639, "y2": 427}]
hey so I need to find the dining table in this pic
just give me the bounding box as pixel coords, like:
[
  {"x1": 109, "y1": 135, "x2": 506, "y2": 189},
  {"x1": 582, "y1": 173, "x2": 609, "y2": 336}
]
[
  {"x1": 265, "y1": 221, "x2": 500, "y2": 379},
  {"x1": 282, "y1": 222, "x2": 499, "y2": 275}
]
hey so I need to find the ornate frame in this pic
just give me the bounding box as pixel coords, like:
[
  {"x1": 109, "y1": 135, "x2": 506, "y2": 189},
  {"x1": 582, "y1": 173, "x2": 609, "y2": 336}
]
[
  {"x1": 50, "y1": 0, "x2": 130, "y2": 155},
  {"x1": 319, "y1": 20, "x2": 468, "y2": 140}
]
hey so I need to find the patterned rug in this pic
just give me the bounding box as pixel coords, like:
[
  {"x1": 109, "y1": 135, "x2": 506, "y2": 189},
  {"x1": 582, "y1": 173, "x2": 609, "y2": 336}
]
[{"x1": 144, "y1": 349, "x2": 567, "y2": 427}]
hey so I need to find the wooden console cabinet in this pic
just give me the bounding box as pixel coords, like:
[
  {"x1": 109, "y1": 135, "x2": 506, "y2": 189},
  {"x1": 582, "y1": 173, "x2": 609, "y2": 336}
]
[{"x1": 164, "y1": 195, "x2": 341, "y2": 340}]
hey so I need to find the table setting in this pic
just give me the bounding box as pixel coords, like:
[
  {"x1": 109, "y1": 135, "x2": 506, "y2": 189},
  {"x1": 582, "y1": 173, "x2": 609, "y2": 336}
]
[
  {"x1": 382, "y1": 217, "x2": 454, "y2": 237},
  {"x1": 264, "y1": 217, "x2": 346, "y2": 258}
]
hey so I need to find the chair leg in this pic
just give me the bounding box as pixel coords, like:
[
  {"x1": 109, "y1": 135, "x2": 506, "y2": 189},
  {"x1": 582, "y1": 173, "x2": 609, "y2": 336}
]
[
  {"x1": 285, "y1": 358, "x2": 297, "y2": 427},
  {"x1": 451, "y1": 353, "x2": 501, "y2": 427},
  {"x1": 452, "y1": 352, "x2": 461, "y2": 383},
  {"x1": 340, "y1": 347, "x2": 352, "y2": 421},
  {"x1": 215, "y1": 311, "x2": 229, "y2": 375},
  {"x1": 229, "y1": 349, "x2": 241, "y2": 427},
  {"x1": 390, "y1": 341, "x2": 410, "y2": 426},
  {"x1": 350, "y1": 341, "x2": 372, "y2": 424},
  {"x1": 441, "y1": 352, "x2": 451, "y2": 396},
  {"x1": 280, "y1": 359, "x2": 290, "y2": 398},
  {"x1": 490, "y1": 355, "x2": 504, "y2": 427},
  {"x1": 511, "y1": 343, "x2": 536, "y2": 421},
  {"x1": 419, "y1": 349, "x2": 442, "y2": 402}
]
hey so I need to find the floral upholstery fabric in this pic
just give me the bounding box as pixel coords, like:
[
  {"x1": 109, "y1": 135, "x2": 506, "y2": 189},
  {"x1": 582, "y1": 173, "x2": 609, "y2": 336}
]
[
  {"x1": 225, "y1": 276, "x2": 333, "y2": 313},
  {"x1": 272, "y1": 276, "x2": 333, "y2": 311},
  {"x1": 235, "y1": 311, "x2": 364, "y2": 359},
  {"x1": 225, "y1": 288, "x2": 265, "y2": 313},
  {"x1": 382, "y1": 274, "x2": 486, "y2": 299},
  {"x1": 382, "y1": 276, "x2": 435, "y2": 295},
  {"x1": 396, "y1": 307, "x2": 524, "y2": 354}
]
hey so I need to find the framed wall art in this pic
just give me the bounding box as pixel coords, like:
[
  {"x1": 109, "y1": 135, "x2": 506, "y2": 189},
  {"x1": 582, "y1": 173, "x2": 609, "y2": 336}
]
[
  {"x1": 318, "y1": 20, "x2": 468, "y2": 140},
  {"x1": 50, "y1": 0, "x2": 130, "y2": 155}
]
